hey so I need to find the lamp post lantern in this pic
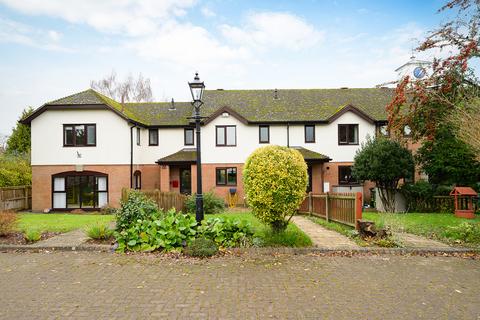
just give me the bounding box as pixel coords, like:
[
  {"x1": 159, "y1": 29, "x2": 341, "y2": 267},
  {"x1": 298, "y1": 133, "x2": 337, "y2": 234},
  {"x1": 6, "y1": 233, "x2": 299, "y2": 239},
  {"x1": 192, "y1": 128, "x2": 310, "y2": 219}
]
[{"x1": 188, "y1": 72, "x2": 205, "y2": 223}]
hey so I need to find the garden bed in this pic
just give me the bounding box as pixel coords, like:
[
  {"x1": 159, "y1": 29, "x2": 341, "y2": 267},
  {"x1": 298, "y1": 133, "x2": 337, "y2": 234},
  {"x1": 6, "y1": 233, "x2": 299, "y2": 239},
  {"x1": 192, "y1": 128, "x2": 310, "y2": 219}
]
[
  {"x1": 0, "y1": 231, "x2": 59, "y2": 245},
  {"x1": 208, "y1": 212, "x2": 312, "y2": 247}
]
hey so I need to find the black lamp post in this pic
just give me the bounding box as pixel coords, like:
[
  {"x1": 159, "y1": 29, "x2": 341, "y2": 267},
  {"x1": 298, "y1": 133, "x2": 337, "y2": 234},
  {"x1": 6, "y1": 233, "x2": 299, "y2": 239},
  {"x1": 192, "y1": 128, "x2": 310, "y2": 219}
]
[{"x1": 188, "y1": 72, "x2": 205, "y2": 223}]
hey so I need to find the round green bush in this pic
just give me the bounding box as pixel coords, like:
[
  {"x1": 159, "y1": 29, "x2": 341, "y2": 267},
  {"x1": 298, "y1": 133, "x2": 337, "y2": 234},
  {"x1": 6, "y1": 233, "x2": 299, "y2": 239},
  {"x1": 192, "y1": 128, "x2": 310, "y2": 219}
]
[
  {"x1": 243, "y1": 146, "x2": 308, "y2": 232},
  {"x1": 184, "y1": 238, "x2": 219, "y2": 258}
]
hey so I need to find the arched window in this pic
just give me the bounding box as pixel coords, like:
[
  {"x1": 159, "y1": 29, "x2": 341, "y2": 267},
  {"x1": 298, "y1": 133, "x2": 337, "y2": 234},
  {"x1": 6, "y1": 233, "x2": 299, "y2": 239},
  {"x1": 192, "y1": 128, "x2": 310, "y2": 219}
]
[
  {"x1": 52, "y1": 171, "x2": 108, "y2": 210},
  {"x1": 134, "y1": 170, "x2": 142, "y2": 190}
]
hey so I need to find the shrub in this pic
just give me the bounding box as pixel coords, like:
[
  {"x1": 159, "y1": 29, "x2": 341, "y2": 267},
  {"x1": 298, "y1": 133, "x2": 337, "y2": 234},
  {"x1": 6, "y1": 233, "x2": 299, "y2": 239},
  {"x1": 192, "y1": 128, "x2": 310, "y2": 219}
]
[
  {"x1": 86, "y1": 223, "x2": 113, "y2": 240},
  {"x1": 185, "y1": 191, "x2": 225, "y2": 215},
  {"x1": 0, "y1": 210, "x2": 17, "y2": 236},
  {"x1": 24, "y1": 230, "x2": 41, "y2": 243},
  {"x1": 400, "y1": 181, "x2": 455, "y2": 212},
  {"x1": 353, "y1": 137, "x2": 414, "y2": 212},
  {"x1": 243, "y1": 146, "x2": 308, "y2": 232},
  {"x1": 116, "y1": 190, "x2": 158, "y2": 230},
  {"x1": 0, "y1": 153, "x2": 31, "y2": 187},
  {"x1": 198, "y1": 217, "x2": 254, "y2": 247},
  {"x1": 443, "y1": 222, "x2": 480, "y2": 244},
  {"x1": 115, "y1": 209, "x2": 197, "y2": 252},
  {"x1": 184, "y1": 238, "x2": 219, "y2": 258},
  {"x1": 100, "y1": 205, "x2": 118, "y2": 215}
]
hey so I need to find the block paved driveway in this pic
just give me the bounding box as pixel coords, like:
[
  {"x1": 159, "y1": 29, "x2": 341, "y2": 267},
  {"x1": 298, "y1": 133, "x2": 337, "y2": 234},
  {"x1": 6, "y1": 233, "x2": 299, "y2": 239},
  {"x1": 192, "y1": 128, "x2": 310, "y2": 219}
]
[{"x1": 0, "y1": 251, "x2": 479, "y2": 319}]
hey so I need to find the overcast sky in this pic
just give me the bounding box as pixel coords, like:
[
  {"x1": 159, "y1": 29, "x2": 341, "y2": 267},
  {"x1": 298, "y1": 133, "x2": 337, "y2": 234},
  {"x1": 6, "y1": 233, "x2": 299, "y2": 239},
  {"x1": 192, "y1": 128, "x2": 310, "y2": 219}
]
[{"x1": 0, "y1": 0, "x2": 470, "y2": 135}]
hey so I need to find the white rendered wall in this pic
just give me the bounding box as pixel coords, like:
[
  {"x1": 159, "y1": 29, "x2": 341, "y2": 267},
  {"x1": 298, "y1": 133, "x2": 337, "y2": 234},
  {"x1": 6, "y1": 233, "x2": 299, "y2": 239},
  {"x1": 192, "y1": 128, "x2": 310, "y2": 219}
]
[
  {"x1": 31, "y1": 108, "x2": 376, "y2": 166},
  {"x1": 31, "y1": 109, "x2": 131, "y2": 165},
  {"x1": 288, "y1": 112, "x2": 376, "y2": 162},
  {"x1": 200, "y1": 111, "x2": 375, "y2": 164},
  {"x1": 200, "y1": 115, "x2": 287, "y2": 164},
  {"x1": 135, "y1": 127, "x2": 195, "y2": 164}
]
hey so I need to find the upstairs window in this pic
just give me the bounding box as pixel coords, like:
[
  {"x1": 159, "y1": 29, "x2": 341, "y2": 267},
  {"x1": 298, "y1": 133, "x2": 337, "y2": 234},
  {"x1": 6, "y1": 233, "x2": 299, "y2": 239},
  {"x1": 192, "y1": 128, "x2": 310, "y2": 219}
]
[
  {"x1": 259, "y1": 125, "x2": 270, "y2": 143},
  {"x1": 149, "y1": 129, "x2": 158, "y2": 146},
  {"x1": 403, "y1": 125, "x2": 412, "y2": 137},
  {"x1": 184, "y1": 128, "x2": 194, "y2": 146},
  {"x1": 378, "y1": 124, "x2": 389, "y2": 137},
  {"x1": 136, "y1": 128, "x2": 141, "y2": 146},
  {"x1": 338, "y1": 166, "x2": 358, "y2": 185},
  {"x1": 64, "y1": 124, "x2": 96, "y2": 147},
  {"x1": 216, "y1": 125, "x2": 236, "y2": 146},
  {"x1": 305, "y1": 125, "x2": 315, "y2": 143},
  {"x1": 338, "y1": 124, "x2": 359, "y2": 145}
]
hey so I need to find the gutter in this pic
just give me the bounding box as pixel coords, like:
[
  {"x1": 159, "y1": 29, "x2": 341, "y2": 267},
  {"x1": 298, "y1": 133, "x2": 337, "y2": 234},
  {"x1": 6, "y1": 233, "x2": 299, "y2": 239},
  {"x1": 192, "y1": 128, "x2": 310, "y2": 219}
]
[{"x1": 130, "y1": 123, "x2": 137, "y2": 189}]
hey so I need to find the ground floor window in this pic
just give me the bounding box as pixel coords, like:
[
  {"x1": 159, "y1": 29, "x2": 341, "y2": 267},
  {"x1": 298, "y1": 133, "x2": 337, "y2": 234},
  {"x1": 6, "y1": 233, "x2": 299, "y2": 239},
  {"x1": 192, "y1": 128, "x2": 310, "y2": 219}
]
[
  {"x1": 216, "y1": 167, "x2": 237, "y2": 186},
  {"x1": 338, "y1": 166, "x2": 358, "y2": 185},
  {"x1": 52, "y1": 171, "x2": 108, "y2": 209}
]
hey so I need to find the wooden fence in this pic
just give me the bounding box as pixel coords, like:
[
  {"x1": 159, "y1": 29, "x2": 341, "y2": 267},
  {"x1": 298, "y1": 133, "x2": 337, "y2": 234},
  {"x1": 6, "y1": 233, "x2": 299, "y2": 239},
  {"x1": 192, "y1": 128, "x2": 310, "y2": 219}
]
[
  {"x1": 298, "y1": 192, "x2": 363, "y2": 229},
  {"x1": 406, "y1": 195, "x2": 454, "y2": 213},
  {"x1": 0, "y1": 186, "x2": 32, "y2": 211},
  {"x1": 122, "y1": 188, "x2": 187, "y2": 212}
]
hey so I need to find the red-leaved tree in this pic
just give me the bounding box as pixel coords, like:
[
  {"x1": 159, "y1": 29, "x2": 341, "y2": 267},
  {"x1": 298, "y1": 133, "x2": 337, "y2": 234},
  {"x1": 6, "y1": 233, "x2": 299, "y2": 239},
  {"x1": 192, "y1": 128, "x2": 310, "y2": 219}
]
[{"x1": 387, "y1": 0, "x2": 480, "y2": 144}]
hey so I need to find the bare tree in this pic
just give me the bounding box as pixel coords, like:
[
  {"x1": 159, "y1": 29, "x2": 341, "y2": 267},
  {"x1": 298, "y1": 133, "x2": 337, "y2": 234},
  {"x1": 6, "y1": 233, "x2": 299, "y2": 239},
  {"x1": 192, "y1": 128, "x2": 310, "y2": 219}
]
[
  {"x1": 90, "y1": 71, "x2": 153, "y2": 103},
  {"x1": 0, "y1": 134, "x2": 8, "y2": 154},
  {"x1": 450, "y1": 101, "x2": 480, "y2": 161}
]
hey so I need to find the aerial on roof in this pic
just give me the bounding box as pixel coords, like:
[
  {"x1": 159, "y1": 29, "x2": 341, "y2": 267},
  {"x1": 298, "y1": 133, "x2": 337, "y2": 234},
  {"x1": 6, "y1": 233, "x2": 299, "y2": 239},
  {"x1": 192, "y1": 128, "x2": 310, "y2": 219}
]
[{"x1": 22, "y1": 87, "x2": 393, "y2": 126}]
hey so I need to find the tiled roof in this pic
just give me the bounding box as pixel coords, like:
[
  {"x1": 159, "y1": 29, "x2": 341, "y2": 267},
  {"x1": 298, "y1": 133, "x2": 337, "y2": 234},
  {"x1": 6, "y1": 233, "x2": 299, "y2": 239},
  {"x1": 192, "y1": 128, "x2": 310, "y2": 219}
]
[
  {"x1": 24, "y1": 87, "x2": 394, "y2": 125},
  {"x1": 291, "y1": 147, "x2": 331, "y2": 162},
  {"x1": 123, "y1": 101, "x2": 192, "y2": 126},
  {"x1": 200, "y1": 88, "x2": 393, "y2": 123},
  {"x1": 156, "y1": 148, "x2": 197, "y2": 164}
]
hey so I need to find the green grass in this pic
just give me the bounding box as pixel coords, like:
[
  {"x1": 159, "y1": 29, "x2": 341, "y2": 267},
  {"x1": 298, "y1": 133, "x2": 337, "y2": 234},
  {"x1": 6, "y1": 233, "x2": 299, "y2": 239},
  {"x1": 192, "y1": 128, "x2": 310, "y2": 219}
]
[
  {"x1": 16, "y1": 213, "x2": 115, "y2": 233},
  {"x1": 207, "y1": 212, "x2": 312, "y2": 247},
  {"x1": 363, "y1": 212, "x2": 480, "y2": 245}
]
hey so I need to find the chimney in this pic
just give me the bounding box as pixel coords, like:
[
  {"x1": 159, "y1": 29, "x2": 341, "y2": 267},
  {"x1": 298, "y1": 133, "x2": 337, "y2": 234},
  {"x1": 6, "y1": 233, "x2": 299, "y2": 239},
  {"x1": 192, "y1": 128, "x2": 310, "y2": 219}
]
[
  {"x1": 273, "y1": 88, "x2": 278, "y2": 100},
  {"x1": 169, "y1": 98, "x2": 176, "y2": 110}
]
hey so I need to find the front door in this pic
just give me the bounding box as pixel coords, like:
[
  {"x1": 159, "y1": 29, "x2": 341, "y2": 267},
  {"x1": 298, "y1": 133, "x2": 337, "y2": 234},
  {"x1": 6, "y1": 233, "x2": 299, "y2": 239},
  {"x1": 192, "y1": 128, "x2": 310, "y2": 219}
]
[{"x1": 179, "y1": 168, "x2": 192, "y2": 195}]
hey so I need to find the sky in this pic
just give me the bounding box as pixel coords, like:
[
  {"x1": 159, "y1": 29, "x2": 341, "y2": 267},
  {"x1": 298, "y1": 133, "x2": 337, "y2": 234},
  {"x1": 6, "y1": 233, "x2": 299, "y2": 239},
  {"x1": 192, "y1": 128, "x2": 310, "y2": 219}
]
[{"x1": 0, "y1": 0, "x2": 463, "y2": 135}]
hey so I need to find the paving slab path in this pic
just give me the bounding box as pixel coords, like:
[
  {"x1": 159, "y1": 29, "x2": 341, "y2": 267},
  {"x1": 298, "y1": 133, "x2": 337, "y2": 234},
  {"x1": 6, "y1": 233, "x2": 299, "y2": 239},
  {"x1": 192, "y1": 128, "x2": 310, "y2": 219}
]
[
  {"x1": 291, "y1": 215, "x2": 359, "y2": 249},
  {"x1": 30, "y1": 229, "x2": 88, "y2": 248},
  {"x1": 394, "y1": 232, "x2": 452, "y2": 249}
]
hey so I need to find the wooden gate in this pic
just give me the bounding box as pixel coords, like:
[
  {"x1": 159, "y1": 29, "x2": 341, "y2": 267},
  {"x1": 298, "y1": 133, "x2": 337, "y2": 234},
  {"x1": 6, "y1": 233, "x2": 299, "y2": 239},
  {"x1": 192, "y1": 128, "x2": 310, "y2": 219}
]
[
  {"x1": 298, "y1": 192, "x2": 362, "y2": 229},
  {"x1": 122, "y1": 188, "x2": 187, "y2": 212}
]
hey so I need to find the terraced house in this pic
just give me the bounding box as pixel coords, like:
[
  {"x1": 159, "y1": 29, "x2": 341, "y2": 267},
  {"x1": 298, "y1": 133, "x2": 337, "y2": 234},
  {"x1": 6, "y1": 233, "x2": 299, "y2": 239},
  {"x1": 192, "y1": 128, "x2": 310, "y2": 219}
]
[{"x1": 22, "y1": 87, "x2": 395, "y2": 212}]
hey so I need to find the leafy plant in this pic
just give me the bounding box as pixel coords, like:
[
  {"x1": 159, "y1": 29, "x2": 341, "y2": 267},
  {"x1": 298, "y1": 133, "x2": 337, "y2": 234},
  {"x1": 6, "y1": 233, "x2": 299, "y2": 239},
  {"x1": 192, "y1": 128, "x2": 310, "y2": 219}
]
[
  {"x1": 243, "y1": 146, "x2": 308, "y2": 232},
  {"x1": 352, "y1": 137, "x2": 414, "y2": 212},
  {"x1": 443, "y1": 222, "x2": 480, "y2": 244},
  {"x1": 115, "y1": 209, "x2": 198, "y2": 252},
  {"x1": 24, "y1": 230, "x2": 41, "y2": 243},
  {"x1": 0, "y1": 210, "x2": 17, "y2": 236},
  {"x1": 198, "y1": 217, "x2": 254, "y2": 247},
  {"x1": 86, "y1": 223, "x2": 113, "y2": 240},
  {"x1": 116, "y1": 190, "x2": 158, "y2": 230},
  {"x1": 100, "y1": 205, "x2": 118, "y2": 215},
  {"x1": 185, "y1": 191, "x2": 225, "y2": 215},
  {"x1": 184, "y1": 238, "x2": 219, "y2": 258}
]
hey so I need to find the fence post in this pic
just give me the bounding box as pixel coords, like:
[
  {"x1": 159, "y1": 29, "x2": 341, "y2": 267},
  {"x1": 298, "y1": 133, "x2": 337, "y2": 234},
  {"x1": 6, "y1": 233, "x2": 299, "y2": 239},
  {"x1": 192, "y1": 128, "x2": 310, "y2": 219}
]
[
  {"x1": 308, "y1": 192, "x2": 312, "y2": 216},
  {"x1": 24, "y1": 186, "x2": 29, "y2": 210},
  {"x1": 325, "y1": 192, "x2": 330, "y2": 222},
  {"x1": 355, "y1": 192, "x2": 363, "y2": 230}
]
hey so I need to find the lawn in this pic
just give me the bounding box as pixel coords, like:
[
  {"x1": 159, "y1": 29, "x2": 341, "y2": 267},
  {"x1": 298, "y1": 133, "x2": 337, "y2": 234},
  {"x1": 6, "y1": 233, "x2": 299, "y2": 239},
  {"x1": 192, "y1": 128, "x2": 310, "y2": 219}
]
[
  {"x1": 16, "y1": 213, "x2": 115, "y2": 233},
  {"x1": 363, "y1": 212, "x2": 480, "y2": 245},
  {"x1": 208, "y1": 211, "x2": 312, "y2": 247}
]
